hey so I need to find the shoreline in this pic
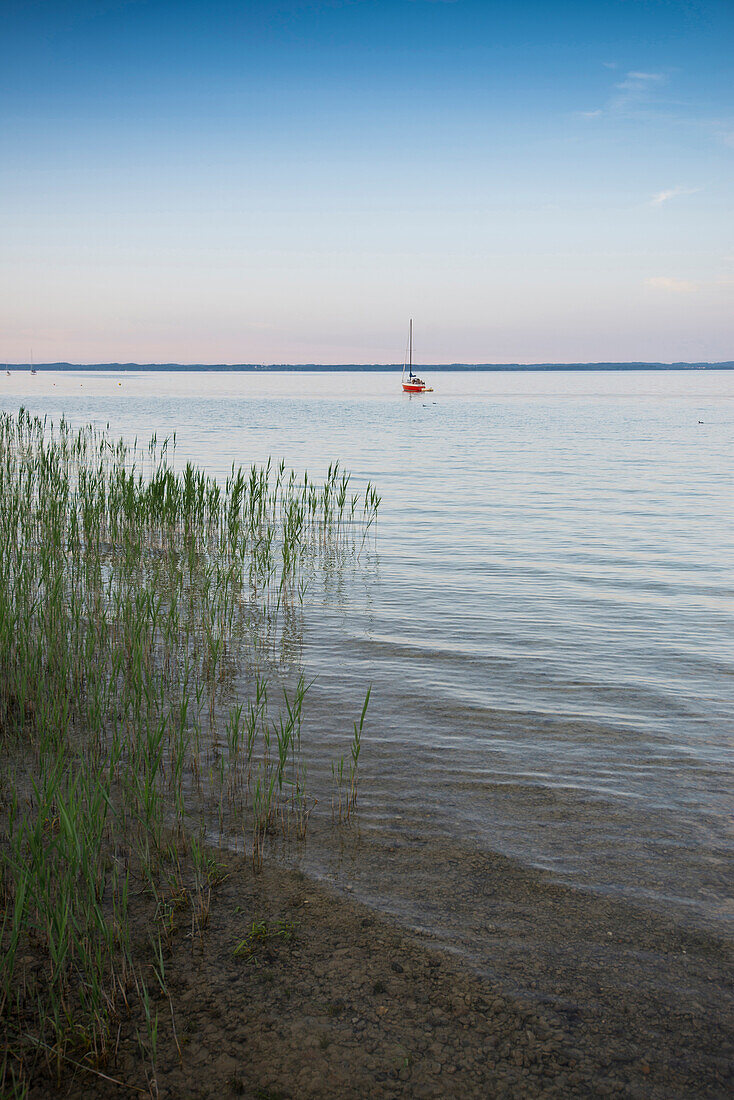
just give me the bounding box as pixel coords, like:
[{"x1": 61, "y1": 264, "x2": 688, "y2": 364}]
[
  {"x1": 5, "y1": 362, "x2": 734, "y2": 372},
  {"x1": 31, "y1": 841, "x2": 732, "y2": 1100}
]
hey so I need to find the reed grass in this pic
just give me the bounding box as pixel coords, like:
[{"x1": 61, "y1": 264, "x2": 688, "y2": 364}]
[
  {"x1": 0, "y1": 409, "x2": 378, "y2": 1095},
  {"x1": 332, "y1": 686, "x2": 371, "y2": 823}
]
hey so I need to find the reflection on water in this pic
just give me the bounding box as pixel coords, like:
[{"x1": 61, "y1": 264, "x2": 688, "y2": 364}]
[{"x1": 3, "y1": 368, "x2": 733, "y2": 936}]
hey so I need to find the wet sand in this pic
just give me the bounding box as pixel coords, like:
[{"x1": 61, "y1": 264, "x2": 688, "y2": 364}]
[{"x1": 40, "y1": 845, "x2": 733, "y2": 1099}]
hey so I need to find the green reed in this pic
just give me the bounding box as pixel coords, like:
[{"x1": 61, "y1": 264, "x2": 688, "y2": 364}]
[
  {"x1": 332, "y1": 686, "x2": 371, "y2": 823},
  {"x1": 0, "y1": 409, "x2": 378, "y2": 1095}
]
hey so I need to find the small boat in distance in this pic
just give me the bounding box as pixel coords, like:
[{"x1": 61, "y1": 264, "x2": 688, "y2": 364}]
[{"x1": 402, "y1": 319, "x2": 432, "y2": 393}]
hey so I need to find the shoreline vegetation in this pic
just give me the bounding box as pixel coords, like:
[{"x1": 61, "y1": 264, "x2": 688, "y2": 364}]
[
  {"x1": 3, "y1": 362, "x2": 734, "y2": 372},
  {"x1": 1, "y1": 411, "x2": 731, "y2": 1098},
  {"x1": 0, "y1": 410, "x2": 379, "y2": 1096}
]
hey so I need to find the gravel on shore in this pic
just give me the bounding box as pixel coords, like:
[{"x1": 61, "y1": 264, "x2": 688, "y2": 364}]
[{"x1": 31, "y1": 849, "x2": 733, "y2": 1100}]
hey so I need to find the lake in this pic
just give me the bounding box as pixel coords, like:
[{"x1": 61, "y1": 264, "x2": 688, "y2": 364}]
[{"x1": 3, "y1": 367, "x2": 732, "y2": 952}]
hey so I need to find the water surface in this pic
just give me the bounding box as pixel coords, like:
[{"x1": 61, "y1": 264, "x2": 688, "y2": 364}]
[{"x1": 3, "y1": 367, "x2": 732, "y2": 942}]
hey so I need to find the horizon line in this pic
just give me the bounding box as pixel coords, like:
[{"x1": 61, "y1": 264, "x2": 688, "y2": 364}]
[{"x1": 4, "y1": 361, "x2": 734, "y2": 372}]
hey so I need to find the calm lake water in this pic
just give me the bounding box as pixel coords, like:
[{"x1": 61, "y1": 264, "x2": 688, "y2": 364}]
[{"x1": 3, "y1": 368, "x2": 733, "y2": 943}]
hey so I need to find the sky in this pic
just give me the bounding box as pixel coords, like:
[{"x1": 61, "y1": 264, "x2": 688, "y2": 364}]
[{"x1": 1, "y1": 0, "x2": 732, "y2": 364}]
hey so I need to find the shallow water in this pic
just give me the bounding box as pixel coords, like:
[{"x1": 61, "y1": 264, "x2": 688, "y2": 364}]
[{"x1": 3, "y1": 367, "x2": 733, "y2": 940}]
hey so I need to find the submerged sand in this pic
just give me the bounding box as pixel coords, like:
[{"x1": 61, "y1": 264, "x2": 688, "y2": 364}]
[{"x1": 29, "y1": 844, "x2": 732, "y2": 1100}]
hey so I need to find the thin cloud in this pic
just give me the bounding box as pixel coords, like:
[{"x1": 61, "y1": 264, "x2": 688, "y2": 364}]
[
  {"x1": 696, "y1": 120, "x2": 734, "y2": 150},
  {"x1": 615, "y1": 71, "x2": 666, "y2": 94},
  {"x1": 577, "y1": 68, "x2": 668, "y2": 122},
  {"x1": 645, "y1": 276, "x2": 698, "y2": 293},
  {"x1": 593, "y1": 72, "x2": 733, "y2": 152},
  {"x1": 650, "y1": 186, "x2": 701, "y2": 206}
]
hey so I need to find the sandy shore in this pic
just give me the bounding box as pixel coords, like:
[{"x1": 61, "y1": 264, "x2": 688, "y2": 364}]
[{"x1": 26, "y1": 844, "x2": 731, "y2": 1100}]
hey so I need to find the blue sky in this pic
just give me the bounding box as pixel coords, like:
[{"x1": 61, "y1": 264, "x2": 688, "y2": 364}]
[{"x1": 1, "y1": 0, "x2": 732, "y2": 363}]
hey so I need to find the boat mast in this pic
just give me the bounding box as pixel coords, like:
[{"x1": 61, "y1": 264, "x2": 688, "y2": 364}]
[{"x1": 409, "y1": 318, "x2": 413, "y2": 378}]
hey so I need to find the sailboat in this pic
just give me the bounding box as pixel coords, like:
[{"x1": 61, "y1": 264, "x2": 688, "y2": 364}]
[{"x1": 401, "y1": 319, "x2": 432, "y2": 393}]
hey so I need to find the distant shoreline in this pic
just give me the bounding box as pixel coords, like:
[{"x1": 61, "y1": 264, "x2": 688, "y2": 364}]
[{"x1": 6, "y1": 362, "x2": 734, "y2": 373}]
